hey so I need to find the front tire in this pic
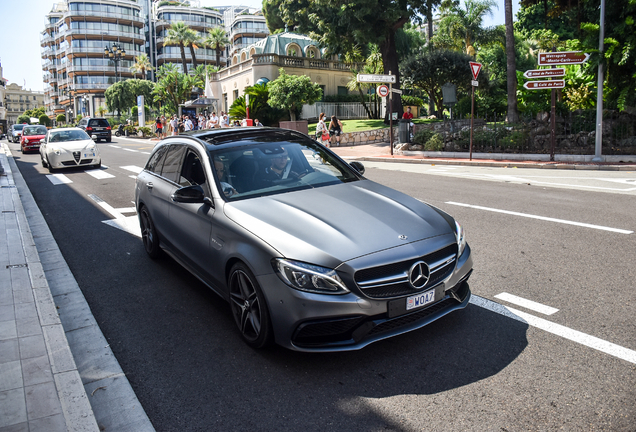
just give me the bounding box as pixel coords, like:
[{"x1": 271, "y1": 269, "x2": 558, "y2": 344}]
[
  {"x1": 139, "y1": 206, "x2": 161, "y2": 259},
  {"x1": 229, "y1": 263, "x2": 273, "y2": 349}
]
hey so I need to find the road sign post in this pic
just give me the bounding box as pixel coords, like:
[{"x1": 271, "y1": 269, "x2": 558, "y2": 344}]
[
  {"x1": 537, "y1": 51, "x2": 590, "y2": 66},
  {"x1": 362, "y1": 74, "x2": 397, "y2": 156},
  {"x1": 469, "y1": 62, "x2": 482, "y2": 161}
]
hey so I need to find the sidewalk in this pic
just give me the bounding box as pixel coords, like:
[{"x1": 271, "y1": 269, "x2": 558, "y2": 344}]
[
  {"x1": 329, "y1": 142, "x2": 636, "y2": 170},
  {"x1": 1, "y1": 144, "x2": 99, "y2": 431}
]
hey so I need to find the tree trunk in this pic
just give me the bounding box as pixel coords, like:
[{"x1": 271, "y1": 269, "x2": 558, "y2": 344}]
[
  {"x1": 379, "y1": 27, "x2": 404, "y2": 123},
  {"x1": 426, "y1": 3, "x2": 434, "y2": 44},
  {"x1": 505, "y1": 0, "x2": 519, "y2": 123},
  {"x1": 189, "y1": 45, "x2": 198, "y2": 70},
  {"x1": 180, "y1": 44, "x2": 188, "y2": 75},
  {"x1": 216, "y1": 48, "x2": 221, "y2": 68},
  {"x1": 356, "y1": 85, "x2": 373, "y2": 119}
]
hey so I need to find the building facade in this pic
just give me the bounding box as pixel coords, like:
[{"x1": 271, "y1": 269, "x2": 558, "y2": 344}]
[
  {"x1": 3, "y1": 83, "x2": 46, "y2": 126},
  {"x1": 41, "y1": 0, "x2": 145, "y2": 120},
  {"x1": 224, "y1": 7, "x2": 268, "y2": 58},
  {"x1": 153, "y1": 2, "x2": 225, "y2": 71}
]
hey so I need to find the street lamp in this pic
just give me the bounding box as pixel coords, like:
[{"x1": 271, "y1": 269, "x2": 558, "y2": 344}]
[{"x1": 104, "y1": 42, "x2": 126, "y2": 82}]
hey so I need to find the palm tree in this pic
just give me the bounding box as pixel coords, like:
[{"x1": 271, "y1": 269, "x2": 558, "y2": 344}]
[
  {"x1": 164, "y1": 22, "x2": 198, "y2": 75},
  {"x1": 204, "y1": 27, "x2": 230, "y2": 68},
  {"x1": 130, "y1": 54, "x2": 154, "y2": 79},
  {"x1": 435, "y1": 0, "x2": 498, "y2": 56}
]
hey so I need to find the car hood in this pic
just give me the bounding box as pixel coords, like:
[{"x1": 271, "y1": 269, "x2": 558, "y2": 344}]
[
  {"x1": 224, "y1": 180, "x2": 454, "y2": 264},
  {"x1": 23, "y1": 135, "x2": 46, "y2": 140},
  {"x1": 48, "y1": 139, "x2": 95, "y2": 151}
]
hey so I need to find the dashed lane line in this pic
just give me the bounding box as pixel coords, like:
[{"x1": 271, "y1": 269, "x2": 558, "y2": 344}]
[
  {"x1": 46, "y1": 174, "x2": 72, "y2": 185},
  {"x1": 470, "y1": 295, "x2": 636, "y2": 365},
  {"x1": 494, "y1": 292, "x2": 559, "y2": 315},
  {"x1": 446, "y1": 201, "x2": 633, "y2": 234}
]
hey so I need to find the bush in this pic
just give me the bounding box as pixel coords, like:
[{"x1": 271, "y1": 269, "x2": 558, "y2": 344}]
[
  {"x1": 402, "y1": 95, "x2": 424, "y2": 107},
  {"x1": 124, "y1": 125, "x2": 137, "y2": 135},
  {"x1": 412, "y1": 129, "x2": 436, "y2": 146},
  {"x1": 424, "y1": 133, "x2": 444, "y2": 151},
  {"x1": 39, "y1": 114, "x2": 51, "y2": 127},
  {"x1": 138, "y1": 126, "x2": 153, "y2": 137},
  {"x1": 56, "y1": 114, "x2": 66, "y2": 124}
]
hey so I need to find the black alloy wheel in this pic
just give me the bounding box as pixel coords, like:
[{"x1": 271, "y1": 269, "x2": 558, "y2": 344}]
[
  {"x1": 41, "y1": 154, "x2": 48, "y2": 168},
  {"x1": 140, "y1": 206, "x2": 161, "y2": 258},
  {"x1": 229, "y1": 263, "x2": 273, "y2": 349}
]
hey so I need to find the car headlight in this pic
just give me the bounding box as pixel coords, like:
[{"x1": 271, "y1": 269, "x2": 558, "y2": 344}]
[
  {"x1": 273, "y1": 259, "x2": 349, "y2": 295},
  {"x1": 50, "y1": 147, "x2": 62, "y2": 155},
  {"x1": 455, "y1": 221, "x2": 467, "y2": 256},
  {"x1": 86, "y1": 144, "x2": 96, "y2": 152}
]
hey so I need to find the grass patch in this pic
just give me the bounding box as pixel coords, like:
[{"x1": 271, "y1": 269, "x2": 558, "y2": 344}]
[{"x1": 307, "y1": 117, "x2": 441, "y2": 133}]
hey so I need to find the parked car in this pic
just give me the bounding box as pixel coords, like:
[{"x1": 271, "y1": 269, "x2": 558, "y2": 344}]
[
  {"x1": 134, "y1": 128, "x2": 473, "y2": 352},
  {"x1": 9, "y1": 124, "x2": 26, "y2": 143},
  {"x1": 20, "y1": 125, "x2": 48, "y2": 153},
  {"x1": 77, "y1": 117, "x2": 111, "y2": 142},
  {"x1": 39, "y1": 127, "x2": 101, "y2": 172}
]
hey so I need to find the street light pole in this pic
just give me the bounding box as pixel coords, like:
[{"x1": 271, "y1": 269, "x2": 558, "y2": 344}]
[{"x1": 104, "y1": 42, "x2": 126, "y2": 83}]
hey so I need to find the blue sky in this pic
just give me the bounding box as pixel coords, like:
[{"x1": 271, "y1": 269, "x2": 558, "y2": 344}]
[{"x1": 0, "y1": 0, "x2": 519, "y2": 93}]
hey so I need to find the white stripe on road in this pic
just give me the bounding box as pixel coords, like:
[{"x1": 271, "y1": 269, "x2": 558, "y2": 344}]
[
  {"x1": 85, "y1": 169, "x2": 115, "y2": 179},
  {"x1": 122, "y1": 148, "x2": 139, "y2": 152},
  {"x1": 46, "y1": 174, "x2": 72, "y2": 185},
  {"x1": 109, "y1": 145, "x2": 122, "y2": 149},
  {"x1": 446, "y1": 202, "x2": 633, "y2": 234},
  {"x1": 120, "y1": 165, "x2": 144, "y2": 174},
  {"x1": 88, "y1": 194, "x2": 124, "y2": 219},
  {"x1": 141, "y1": 151, "x2": 151, "y2": 155},
  {"x1": 470, "y1": 295, "x2": 636, "y2": 364},
  {"x1": 88, "y1": 194, "x2": 141, "y2": 237},
  {"x1": 494, "y1": 292, "x2": 559, "y2": 315},
  {"x1": 115, "y1": 207, "x2": 137, "y2": 214}
]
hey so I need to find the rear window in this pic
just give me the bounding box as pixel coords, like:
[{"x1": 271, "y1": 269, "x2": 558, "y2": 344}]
[
  {"x1": 13, "y1": 125, "x2": 25, "y2": 131},
  {"x1": 88, "y1": 119, "x2": 110, "y2": 127}
]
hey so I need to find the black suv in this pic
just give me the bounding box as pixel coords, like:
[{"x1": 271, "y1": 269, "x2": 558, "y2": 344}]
[{"x1": 78, "y1": 117, "x2": 112, "y2": 142}]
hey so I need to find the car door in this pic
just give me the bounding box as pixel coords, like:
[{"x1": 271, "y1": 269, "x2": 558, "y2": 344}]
[{"x1": 167, "y1": 147, "x2": 224, "y2": 288}]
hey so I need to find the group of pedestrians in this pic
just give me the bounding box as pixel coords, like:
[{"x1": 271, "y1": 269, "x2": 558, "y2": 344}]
[
  {"x1": 315, "y1": 112, "x2": 343, "y2": 147},
  {"x1": 154, "y1": 111, "x2": 265, "y2": 138}
]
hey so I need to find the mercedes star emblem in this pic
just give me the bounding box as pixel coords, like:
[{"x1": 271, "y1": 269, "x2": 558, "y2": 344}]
[{"x1": 408, "y1": 261, "x2": 430, "y2": 289}]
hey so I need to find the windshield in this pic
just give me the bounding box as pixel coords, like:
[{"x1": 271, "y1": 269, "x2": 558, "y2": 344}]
[
  {"x1": 13, "y1": 125, "x2": 25, "y2": 131},
  {"x1": 23, "y1": 126, "x2": 48, "y2": 136},
  {"x1": 210, "y1": 137, "x2": 361, "y2": 201},
  {"x1": 49, "y1": 129, "x2": 91, "y2": 142}
]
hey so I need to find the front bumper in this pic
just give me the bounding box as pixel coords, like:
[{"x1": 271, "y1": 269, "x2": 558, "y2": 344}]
[
  {"x1": 47, "y1": 150, "x2": 100, "y2": 169},
  {"x1": 261, "y1": 243, "x2": 473, "y2": 352}
]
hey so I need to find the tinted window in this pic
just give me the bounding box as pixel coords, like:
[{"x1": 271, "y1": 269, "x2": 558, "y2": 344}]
[
  {"x1": 146, "y1": 145, "x2": 168, "y2": 174},
  {"x1": 161, "y1": 145, "x2": 187, "y2": 183},
  {"x1": 23, "y1": 126, "x2": 48, "y2": 136},
  {"x1": 179, "y1": 150, "x2": 207, "y2": 188},
  {"x1": 211, "y1": 137, "x2": 360, "y2": 200},
  {"x1": 88, "y1": 119, "x2": 109, "y2": 127}
]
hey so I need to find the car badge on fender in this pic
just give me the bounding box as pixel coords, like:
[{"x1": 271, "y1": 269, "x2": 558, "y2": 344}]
[
  {"x1": 408, "y1": 261, "x2": 430, "y2": 289},
  {"x1": 399, "y1": 235, "x2": 408, "y2": 240}
]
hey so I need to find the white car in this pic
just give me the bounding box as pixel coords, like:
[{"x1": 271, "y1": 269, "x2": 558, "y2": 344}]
[{"x1": 40, "y1": 127, "x2": 101, "y2": 172}]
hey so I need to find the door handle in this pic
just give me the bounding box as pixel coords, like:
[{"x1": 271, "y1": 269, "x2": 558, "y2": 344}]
[{"x1": 146, "y1": 182, "x2": 153, "y2": 190}]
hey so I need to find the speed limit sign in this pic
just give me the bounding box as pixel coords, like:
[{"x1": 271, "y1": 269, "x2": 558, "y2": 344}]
[{"x1": 377, "y1": 85, "x2": 389, "y2": 97}]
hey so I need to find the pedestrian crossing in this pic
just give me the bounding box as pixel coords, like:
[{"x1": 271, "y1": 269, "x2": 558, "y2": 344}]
[{"x1": 45, "y1": 165, "x2": 144, "y2": 185}]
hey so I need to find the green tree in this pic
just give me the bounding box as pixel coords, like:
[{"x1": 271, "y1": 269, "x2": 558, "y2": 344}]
[
  {"x1": 152, "y1": 64, "x2": 203, "y2": 114},
  {"x1": 434, "y1": 0, "x2": 499, "y2": 56},
  {"x1": 262, "y1": 0, "x2": 288, "y2": 34},
  {"x1": 130, "y1": 54, "x2": 155, "y2": 79},
  {"x1": 267, "y1": 69, "x2": 323, "y2": 121},
  {"x1": 203, "y1": 27, "x2": 230, "y2": 68},
  {"x1": 105, "y1": 79, "x2": 156, "y2": 117},
  {"x1": 401, "y1": 49, "x2": 475, "y2": 117},
  {"x1": 345, "y1": 45, "x2": 383, "y2": 119},
  {"x1": 17, "y1": 114, "x2": 31, "y2": 124},
  {"x1": 56, "y1": 114, "x2": 66, "y2": 124},
  {"x1": 38, "y1": 114, "x2": 51, "y2": 127},
  {"x1": 229, "y1": 83, "x2": 286, "y2": 125},
  {"x1": 164, "y1": 22, "x2": 199, "y2": 75}
]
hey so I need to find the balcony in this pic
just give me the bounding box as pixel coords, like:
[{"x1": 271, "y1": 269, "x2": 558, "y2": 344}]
[
  {"x1": 156, "y1": 53, "x2": 218, "y2": 62},
  {"x1": 66, "y1": 10, "x2": 143, "y2": 23},
  {"x1": 155, "y1": 19, "x2": 216, "y2": 30},
  {"x1": 66, "y1": 46, "x2": 145, "y2": 57},
  {"x1": 73, "y1": 83, "x2": 113, "y2": 90},
  {"x1": 67, "y1": 28, "x2": 144, "y2": 41}
]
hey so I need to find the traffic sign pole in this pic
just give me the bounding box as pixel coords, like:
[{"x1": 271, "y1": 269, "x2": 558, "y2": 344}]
[{"x1": 389, "y1": 77, "x2": 393, "y2": 155}]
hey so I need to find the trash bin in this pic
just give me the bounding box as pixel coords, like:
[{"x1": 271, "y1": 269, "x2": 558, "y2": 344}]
[{"x1": 399, "y1": 119, "x2": 411, "y2": 143}]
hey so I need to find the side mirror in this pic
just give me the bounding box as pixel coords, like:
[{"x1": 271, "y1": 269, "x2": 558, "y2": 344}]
[
  {"x1": 349, "y1": 161, "x2": 365, "y2": 175},
  {"x1": 91, "y1": 134, "x2": 98, "y2": 141},
  {"x1": 171, "y1": 185, "x2": 210, "y2": 205},
  {"x1": 40, "y1": 138, "x2": 46, "y2": 144}
]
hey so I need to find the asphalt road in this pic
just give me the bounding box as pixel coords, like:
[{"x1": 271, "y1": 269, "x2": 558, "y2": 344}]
[{"x1": 9, "y1": 137, "x2": 636, "y2": 431}]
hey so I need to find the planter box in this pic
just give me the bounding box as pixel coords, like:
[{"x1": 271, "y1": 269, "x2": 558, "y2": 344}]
[{"x1": 279, "y1": 120, "x2": 308, "y2": 135}]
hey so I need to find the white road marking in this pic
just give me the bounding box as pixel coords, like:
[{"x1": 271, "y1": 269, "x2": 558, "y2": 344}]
[
  {"x1": 109, "y1": 145, "x2": 122, "y2": 149},
  {"x1": 446, "y1": 202, "x2": 633, "y2": 234},
  {"x1": 470, "y1": 295, "x2": 636, "y2": 365},
  {"x1": 494, "y1": 292, "x2": 559, "y2": 315},
  {"x1": 122, "y1": 148, "x2": 139, "y2": 152},
  {"x1": 46, "y1": 174, "x2": 72, "y2": 185},
  {"x1": 129, "y1": 175, "x2": 137, "y2": 180},
  {"x1": 141, "y1": 151, "x2": 151, "y2": 155},
  {"x1": 115, "y1": 207, "x2": 137, "y2": 214},
  {"x1": 120, "y1": 165, "x2": 144, "y2": 174},
  {"x1": 88, "y1": 194, "x2": 141, "y2": 237},
  {"x1": 85, "y1": 169, "x2": 115, "y2": 179}
]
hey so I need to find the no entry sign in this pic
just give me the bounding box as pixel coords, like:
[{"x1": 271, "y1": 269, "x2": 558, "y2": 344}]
[{"x1": 377, "y1": 85, "x2": 389, "y2": 97}]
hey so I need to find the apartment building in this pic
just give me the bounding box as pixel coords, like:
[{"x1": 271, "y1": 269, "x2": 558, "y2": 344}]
[
  {"x1": 3, "y1": 83, "x2": 46, "y2": 126},
  {"x1": 41, "y1": 0, "x2": 145, "y2": 119}
]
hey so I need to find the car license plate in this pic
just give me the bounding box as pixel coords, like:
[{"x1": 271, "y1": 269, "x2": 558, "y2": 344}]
[
  {"x1": 406, "y1": 289, "x2": 436, "y2": 311},
  {"x1": 95, "y1": 127, "x2": 103, "y2": 131},
  {"x1": 83, "y1": 151, "x2": 95, "y2": 158}
]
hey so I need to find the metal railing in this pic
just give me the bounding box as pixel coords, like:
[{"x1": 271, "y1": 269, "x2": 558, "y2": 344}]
[{"x1": 301, "y1": 102, "x2": 381, "y2": 120}]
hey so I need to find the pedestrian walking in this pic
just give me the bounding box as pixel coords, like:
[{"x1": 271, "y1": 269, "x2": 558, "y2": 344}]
[{"x1": 328, "y1": 115, "x2": 343, "y2": 146}]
